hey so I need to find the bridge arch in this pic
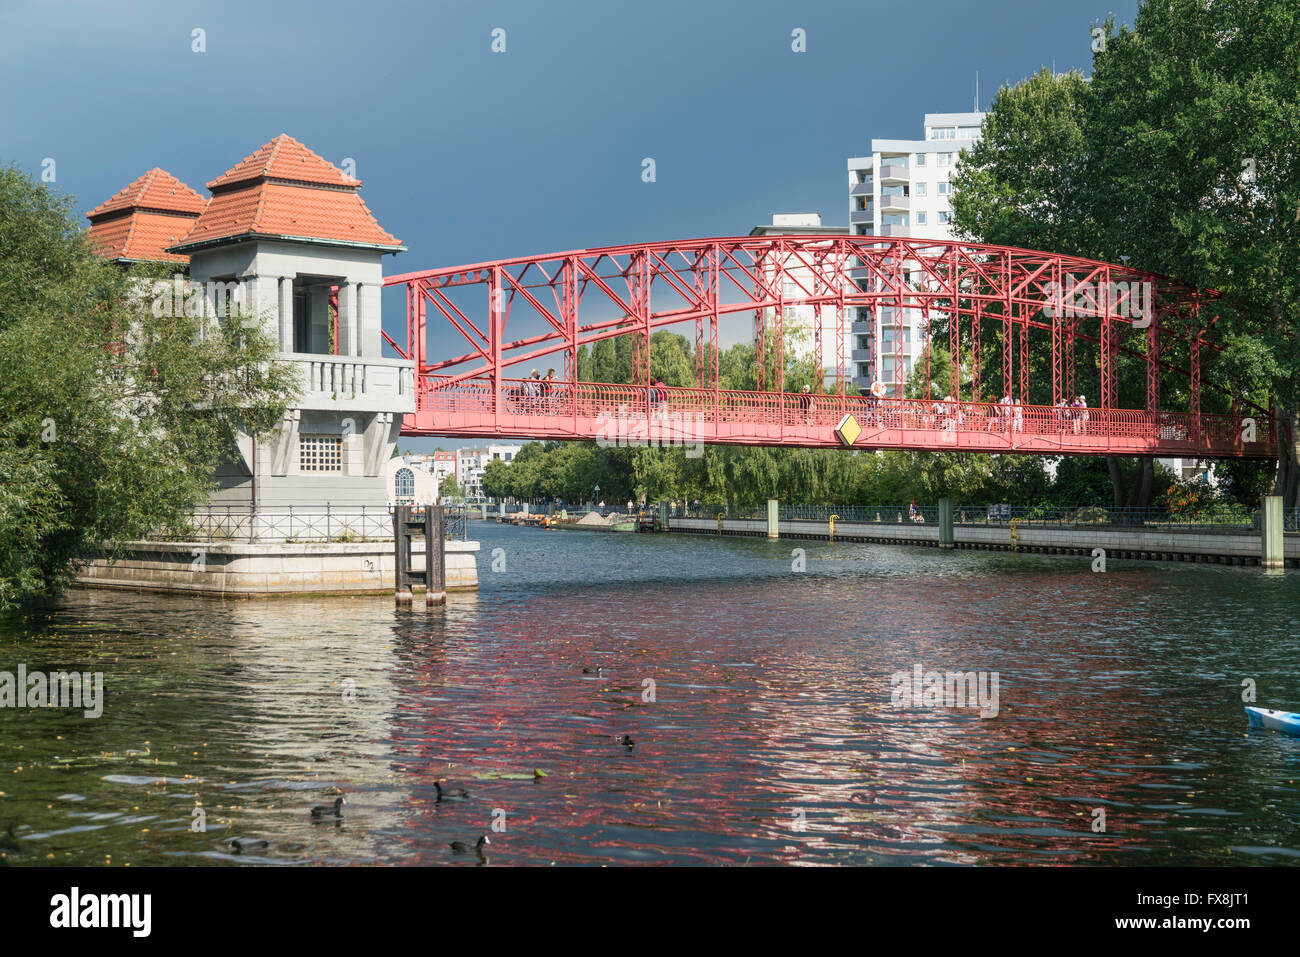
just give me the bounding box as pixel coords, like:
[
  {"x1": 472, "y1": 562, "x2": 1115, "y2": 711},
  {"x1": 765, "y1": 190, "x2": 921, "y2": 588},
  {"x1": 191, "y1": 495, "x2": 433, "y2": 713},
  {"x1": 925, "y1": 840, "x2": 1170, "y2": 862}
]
[{"x1": 382, "y1": 236, "x2": 1273, "y2": 459}]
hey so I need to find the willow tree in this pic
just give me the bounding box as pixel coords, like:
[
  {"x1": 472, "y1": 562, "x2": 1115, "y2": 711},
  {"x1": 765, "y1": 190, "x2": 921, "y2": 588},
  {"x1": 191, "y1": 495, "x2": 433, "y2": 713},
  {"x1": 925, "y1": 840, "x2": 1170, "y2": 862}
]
[{"x1": 0, "y1": 165, "x2": 298, "y2": 610}]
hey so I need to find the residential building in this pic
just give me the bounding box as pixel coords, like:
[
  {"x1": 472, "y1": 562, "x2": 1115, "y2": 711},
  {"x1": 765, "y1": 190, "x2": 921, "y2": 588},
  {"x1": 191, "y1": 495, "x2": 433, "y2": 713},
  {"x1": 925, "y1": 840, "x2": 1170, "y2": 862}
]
[
  {"x1": 748, "y1": 214, "x2": 852, "y2": 386},
  {"x1": 846, "y1": 111, "x2": 985, "y2": 396},
  {"x1": 456, "y1": 448, "x2": 490, "y2": 499},
  {"x1": 486, "y1": 443, "x2": 522, "y2": 464},
  {"x1": 451, "y1": 444, "x2": 522, "y2": 500}
]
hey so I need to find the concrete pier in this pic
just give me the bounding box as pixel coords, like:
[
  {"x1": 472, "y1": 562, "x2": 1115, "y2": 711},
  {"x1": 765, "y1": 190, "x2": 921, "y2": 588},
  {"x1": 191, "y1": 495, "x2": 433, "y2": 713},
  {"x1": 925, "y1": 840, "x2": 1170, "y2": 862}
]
[
  {"x1": 1261, "y1": 494, "x2": 1284, "y2": 569},
  {"x1": 767, "y1": 499, "x2": 779, "y2": 539},
  {"x1": 76, "y1": 538, "x2": 479, "y2": 596}
]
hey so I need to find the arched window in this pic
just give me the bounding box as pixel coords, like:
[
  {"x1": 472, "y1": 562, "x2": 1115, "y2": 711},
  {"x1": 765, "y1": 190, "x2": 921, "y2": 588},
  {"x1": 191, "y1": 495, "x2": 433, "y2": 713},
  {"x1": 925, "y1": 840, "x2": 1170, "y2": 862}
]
[{"x1": 395, "y1": 468, "x2": 415, "y2": 504}]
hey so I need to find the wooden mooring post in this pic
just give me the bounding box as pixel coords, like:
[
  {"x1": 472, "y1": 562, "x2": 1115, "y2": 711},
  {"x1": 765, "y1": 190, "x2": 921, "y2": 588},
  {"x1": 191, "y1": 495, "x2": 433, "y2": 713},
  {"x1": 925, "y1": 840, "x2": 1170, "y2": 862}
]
[{"x1": 393, "y1": 504, "x2": 446, "y2": 607}]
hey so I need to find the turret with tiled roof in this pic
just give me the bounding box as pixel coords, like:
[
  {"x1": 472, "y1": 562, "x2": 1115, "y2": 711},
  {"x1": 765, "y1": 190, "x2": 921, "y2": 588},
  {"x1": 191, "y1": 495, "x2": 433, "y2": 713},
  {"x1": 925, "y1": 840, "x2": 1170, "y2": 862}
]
[
  {"x1": 171, "y1": 135, "x2": 404, "y2": 254},
  {"x1": 85, "y1": 168, "x2": 206, "y2": 264}
]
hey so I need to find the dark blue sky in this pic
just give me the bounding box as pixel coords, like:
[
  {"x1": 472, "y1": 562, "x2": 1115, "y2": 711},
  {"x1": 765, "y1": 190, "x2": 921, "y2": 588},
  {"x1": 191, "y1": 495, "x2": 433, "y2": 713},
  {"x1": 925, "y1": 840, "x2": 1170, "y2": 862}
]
[{"x1": 2, "y1": 0, "x2": 1138, "y2": 449}]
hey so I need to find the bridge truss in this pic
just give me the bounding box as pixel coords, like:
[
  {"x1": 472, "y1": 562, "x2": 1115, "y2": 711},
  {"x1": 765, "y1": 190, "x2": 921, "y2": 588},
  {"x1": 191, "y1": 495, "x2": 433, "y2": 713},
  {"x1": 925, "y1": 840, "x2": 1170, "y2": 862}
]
[{"x1": 382, "y1": 236, "x2": 1274, "y2": 459}]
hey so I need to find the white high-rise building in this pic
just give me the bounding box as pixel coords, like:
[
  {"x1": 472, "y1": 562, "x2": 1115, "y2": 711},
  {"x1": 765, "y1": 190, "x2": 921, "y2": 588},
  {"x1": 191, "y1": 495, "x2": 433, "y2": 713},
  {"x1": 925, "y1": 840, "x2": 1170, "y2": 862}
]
[
  {"x1": 748, "y1": 213, "x2": 851, "y2": 387},
  {"x1": 846, "y1": 111, "x2": 985, "y2": 396}
]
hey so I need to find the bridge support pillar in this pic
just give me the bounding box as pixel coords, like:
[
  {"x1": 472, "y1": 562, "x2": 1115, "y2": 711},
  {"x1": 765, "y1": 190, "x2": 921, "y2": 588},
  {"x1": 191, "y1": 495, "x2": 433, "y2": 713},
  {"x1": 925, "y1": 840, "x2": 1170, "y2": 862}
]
[
  {"x1": 1261, "y1": 495, "x2": 1284, "y2": 569},
  {"x1": 766, "y1": 499, "x2": 779, "y2": 539},
  {"x1": 938, "y1": 498, "x2": 955, "y2": 549}
]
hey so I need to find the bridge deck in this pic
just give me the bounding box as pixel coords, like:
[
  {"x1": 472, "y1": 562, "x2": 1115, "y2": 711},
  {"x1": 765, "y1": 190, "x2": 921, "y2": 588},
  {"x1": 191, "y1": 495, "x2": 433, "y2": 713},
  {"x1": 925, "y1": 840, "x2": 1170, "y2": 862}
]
[{"x1": 402, "y1": 378, "x2": 1274, "y2": 458}]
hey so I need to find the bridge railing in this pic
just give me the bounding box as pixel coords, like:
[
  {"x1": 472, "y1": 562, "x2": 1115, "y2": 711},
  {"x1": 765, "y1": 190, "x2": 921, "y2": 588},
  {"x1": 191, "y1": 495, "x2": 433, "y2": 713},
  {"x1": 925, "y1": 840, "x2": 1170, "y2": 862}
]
[{"x1": 414, "y1": 374, "x2": 1273, "y2": 455}]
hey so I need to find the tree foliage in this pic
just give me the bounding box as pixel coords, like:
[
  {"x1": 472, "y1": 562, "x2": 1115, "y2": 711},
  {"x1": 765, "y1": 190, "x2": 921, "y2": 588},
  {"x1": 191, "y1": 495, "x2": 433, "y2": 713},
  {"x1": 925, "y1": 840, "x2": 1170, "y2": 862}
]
[
  {"x1": 0, "y1": 165, "x2": 299, "y2": 610},
  {"x1": 951, "y1": 1, "x2": 1300, "y2": 503}
]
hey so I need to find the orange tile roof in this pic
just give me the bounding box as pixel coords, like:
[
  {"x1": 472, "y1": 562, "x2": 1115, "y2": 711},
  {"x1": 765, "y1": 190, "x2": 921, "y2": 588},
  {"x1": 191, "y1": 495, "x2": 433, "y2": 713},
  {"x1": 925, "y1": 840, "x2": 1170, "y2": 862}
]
[
  {"x1": 174, "y1": 135, "x2": 402, "y2": 252},
  {"x1": 86, "y1": 168, "x2": 207, "y2": 219},
  {"x1": 85, "y1": 168, "x2": 205, "y2": 263},
  {"x1": 87, "y1": 210, "x2": 199, "y2": 264},
  {"x1": 205, "y1": 134, "x2": 361, "y2": 191}
]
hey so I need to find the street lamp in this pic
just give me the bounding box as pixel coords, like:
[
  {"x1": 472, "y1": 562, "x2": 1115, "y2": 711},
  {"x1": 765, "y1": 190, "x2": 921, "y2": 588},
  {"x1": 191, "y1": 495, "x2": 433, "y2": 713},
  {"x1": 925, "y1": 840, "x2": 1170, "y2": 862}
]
[{"x1": 593, "y1": 484, "x2": 601, "y2": 515}]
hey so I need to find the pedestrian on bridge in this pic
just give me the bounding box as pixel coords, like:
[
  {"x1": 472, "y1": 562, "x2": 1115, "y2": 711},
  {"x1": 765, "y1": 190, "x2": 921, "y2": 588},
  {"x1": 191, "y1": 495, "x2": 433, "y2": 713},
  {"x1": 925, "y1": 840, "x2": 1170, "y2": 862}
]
[{"x1": 525, "y1": 370, "x2": 541, "y2": 412}]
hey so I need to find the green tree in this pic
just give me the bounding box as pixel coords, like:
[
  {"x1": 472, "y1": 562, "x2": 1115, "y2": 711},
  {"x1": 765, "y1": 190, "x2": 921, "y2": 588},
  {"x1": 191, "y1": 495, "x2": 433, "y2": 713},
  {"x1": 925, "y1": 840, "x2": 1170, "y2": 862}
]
[
  {"x1": 0, "y1": 165, "x2": 298, "y2": 610},
  {"x1": 953, "y1": 3, "x2": 1300, "y2": 505},
  {"x1": 439, "y1": 474, "x2": 463, "y2": 500},
  {"x1": 481, "y1": 458, "x2": 512, "y2": 500}
]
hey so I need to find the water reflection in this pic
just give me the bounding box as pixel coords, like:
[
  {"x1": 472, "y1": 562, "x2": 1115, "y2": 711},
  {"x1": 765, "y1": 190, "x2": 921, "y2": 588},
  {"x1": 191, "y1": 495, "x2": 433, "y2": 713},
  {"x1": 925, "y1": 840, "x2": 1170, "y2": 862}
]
[{"x1": 1, "y1": 522, "x2": 1298, "y2": 866}]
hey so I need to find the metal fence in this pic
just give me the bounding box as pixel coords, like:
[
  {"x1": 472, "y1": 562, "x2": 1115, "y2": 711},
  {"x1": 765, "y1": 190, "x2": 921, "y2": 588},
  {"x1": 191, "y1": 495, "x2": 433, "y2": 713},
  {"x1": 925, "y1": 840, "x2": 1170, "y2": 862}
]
[
  {"x1": 956, "y1": 504, "x2": 1262, "y2": 533},
  {"x1": 665, "y1": 502, "x2": 1299, "y2": 534},
  {"x1": 161, "y1": 504, "x2": 470, "y2": 543}
]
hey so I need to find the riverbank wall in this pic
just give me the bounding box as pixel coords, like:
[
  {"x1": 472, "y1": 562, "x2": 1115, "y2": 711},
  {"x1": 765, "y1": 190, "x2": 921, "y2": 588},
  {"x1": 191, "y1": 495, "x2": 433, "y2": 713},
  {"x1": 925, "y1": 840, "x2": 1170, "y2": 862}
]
[{"x1": 667, "y1": 516, "x2": 1299, "y2": 567}]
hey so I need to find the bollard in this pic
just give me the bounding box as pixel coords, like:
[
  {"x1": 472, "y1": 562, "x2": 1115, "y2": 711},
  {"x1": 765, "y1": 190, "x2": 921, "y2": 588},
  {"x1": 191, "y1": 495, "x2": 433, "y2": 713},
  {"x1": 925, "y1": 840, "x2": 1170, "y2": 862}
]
[
  {"x1": 938, "y1": 498, "x2": 955, "y2": 549},
  {"x1": 425, "y1": 505, "x2": 447, "y2": 605},
  {"x1": 1261, "y1": 494, "x2": 1284, "y2": 570},
  {"x1": 393, "y1": 505, "x2": 413, "y2": 606}
]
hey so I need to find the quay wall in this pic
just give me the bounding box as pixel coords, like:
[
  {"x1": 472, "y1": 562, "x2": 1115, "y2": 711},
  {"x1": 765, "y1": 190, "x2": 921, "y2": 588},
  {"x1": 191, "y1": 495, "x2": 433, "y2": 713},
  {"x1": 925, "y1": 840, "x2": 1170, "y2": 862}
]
[
  {"x1": 667, "y1": 517, "x2": 1300, "y2": 567},
  {"x1": 75, "y1": 539, "x2": 480, "y2": 597}
]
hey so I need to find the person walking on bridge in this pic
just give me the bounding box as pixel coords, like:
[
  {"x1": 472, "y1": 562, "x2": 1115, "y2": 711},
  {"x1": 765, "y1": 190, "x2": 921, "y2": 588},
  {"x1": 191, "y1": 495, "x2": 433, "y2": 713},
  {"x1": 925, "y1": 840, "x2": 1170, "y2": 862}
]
[{"x1": 525, "y1": 370, "x2": 541, "y2": 413}]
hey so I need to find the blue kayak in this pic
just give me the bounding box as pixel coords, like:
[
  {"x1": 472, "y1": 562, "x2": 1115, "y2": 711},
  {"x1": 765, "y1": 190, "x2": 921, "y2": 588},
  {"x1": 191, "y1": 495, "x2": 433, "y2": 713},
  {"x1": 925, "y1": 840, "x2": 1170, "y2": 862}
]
[{"x1": 1245, "y1": 707, "x2": 1300, "y2": 737}]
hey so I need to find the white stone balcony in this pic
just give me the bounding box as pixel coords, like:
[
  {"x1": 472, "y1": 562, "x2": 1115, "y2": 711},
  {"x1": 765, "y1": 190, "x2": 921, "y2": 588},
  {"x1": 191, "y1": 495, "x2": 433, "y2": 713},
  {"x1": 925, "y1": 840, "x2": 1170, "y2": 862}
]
[{"x1": 283, "y1": 353, "x2": 416, "y2": 413}]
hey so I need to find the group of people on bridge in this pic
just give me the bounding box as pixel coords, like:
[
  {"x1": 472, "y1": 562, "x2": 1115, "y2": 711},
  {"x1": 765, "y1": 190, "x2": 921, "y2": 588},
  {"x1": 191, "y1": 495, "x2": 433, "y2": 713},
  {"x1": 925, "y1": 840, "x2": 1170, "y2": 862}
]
[{"x1": 451, "y1": 371, "x2": 1215, "y2": 446}]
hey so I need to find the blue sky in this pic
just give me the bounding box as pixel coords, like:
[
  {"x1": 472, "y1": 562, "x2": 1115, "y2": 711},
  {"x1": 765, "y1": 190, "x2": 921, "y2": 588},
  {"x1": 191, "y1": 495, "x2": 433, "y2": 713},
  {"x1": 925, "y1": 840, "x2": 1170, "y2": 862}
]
[{"x1": 1, "y1": 0, "x2": 1138, "y2": 449}]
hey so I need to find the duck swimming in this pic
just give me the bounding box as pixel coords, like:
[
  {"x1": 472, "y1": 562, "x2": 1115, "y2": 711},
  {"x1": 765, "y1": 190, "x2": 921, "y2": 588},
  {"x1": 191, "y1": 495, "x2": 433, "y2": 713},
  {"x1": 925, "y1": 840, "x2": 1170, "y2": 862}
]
[
  {"x1": 228, "y1": 837, "x2": 270, "y2": 853},
  {"x1": 310, "y1": 796, "x2": 346, "y2": 818},
  {"x1": 582, "y1": 666, "x2": 603, "y2": 675},
  {"x1": 450, "y1": 834, "x2": 490, "y2": 855},
  {"x1": 434, "y1": 781, "x2": 469, "y2": 801}
]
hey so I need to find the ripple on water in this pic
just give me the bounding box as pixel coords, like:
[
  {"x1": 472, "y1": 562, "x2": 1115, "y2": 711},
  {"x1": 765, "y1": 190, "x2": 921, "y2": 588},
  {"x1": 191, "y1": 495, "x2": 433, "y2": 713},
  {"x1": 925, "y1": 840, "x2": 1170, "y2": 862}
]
[{"x1": 0, "y1": 523, "x2": 1297, "y2": 865}]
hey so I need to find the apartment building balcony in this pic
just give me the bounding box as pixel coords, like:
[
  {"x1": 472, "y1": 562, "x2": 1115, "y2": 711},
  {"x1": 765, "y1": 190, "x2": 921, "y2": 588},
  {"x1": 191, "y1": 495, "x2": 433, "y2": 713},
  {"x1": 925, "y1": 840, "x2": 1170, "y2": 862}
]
[
  {"x1": 850, "y1": 181, "x2": 874, "y2": 196},
  {"x1": 285, "y1": 353, "x2": 416, "y2": 413},
  {"x1": 849, "y1": 209, "x2": 874, "y2": 225},
  {"x1": 878, "y1": 224, "x2": 912, "y2": 237},
  {"x1": 879, "y1": 165, "x2": 910, "y2": 181},
  {"x1": 851, "y1": 348, "x2": 874, "y2": 363},
  {"x1": 879, "y1": 194, "x2": 911, "y2": 212},
  {"x1": 851, "y1": 320, "x2": 875, "y2": 334}
]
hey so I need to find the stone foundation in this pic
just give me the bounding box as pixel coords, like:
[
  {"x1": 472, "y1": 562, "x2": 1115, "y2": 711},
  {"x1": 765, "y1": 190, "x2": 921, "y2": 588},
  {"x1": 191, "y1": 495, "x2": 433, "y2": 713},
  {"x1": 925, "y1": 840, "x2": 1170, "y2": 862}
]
[{"x1": 75, "y1": 539, "x2": 479, "y2": 596}]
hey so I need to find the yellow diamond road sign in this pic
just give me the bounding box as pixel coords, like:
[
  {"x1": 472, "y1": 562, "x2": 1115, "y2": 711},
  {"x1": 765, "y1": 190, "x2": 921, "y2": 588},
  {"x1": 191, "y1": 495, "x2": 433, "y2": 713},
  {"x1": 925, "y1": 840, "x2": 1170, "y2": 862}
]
[{"x1": 835, "y1": 413, "x2": 861, "y2": 447}]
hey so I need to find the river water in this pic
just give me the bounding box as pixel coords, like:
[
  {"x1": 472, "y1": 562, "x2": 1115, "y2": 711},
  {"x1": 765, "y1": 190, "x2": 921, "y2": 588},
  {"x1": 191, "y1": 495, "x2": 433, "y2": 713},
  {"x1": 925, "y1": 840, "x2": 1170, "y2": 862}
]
[{"x1": 1, "y1": 521, "x2": 1297, "y2": 866}]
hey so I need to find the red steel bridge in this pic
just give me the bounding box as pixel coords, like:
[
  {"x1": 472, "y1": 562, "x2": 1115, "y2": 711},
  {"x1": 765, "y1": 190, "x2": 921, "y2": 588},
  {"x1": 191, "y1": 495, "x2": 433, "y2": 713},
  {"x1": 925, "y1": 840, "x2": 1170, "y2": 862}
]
[{"x1": 381, "y1": 236, "x2": 1274, "y2": 459}]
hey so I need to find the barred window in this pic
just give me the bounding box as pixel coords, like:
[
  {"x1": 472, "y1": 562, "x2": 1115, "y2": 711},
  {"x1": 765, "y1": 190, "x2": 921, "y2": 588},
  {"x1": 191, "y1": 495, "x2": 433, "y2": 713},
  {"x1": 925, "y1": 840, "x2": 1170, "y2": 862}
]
[{"x1": 299, "y1": 434, "x2": 343, "y2": 472}]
